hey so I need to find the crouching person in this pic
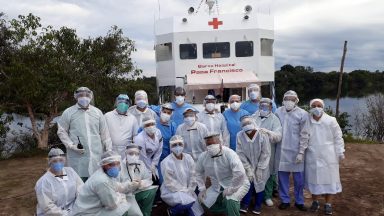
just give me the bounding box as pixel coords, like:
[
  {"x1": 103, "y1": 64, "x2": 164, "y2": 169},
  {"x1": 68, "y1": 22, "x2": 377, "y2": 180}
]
[
  {"x1": 35, "y1": 148, "x2": 84, "y2": 216},
  {"x1": 120, "y1": 145, "x2": 158, "y2": 216},
  {"x1": 71, "y1": 151, "x2": 142, "y2": 216},
  {"x1": 160, "y1": 135, "x2": 204, "y2": 216},
  {"x1": 196, "y1": 133, "x2": 250, "y2": 216}
]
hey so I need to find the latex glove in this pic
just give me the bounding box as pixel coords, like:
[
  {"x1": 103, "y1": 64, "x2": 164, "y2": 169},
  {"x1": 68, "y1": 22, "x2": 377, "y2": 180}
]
[
  {"x1": 255, "y1": 169, "x2": 263, "y2": 182},
  {"x1": 246, "y1": 168, "x2": 254, "y2": 182},
  {"x1": 116, "y1": 180, "x2": 141, "y2": 193},
  {"x1": 69, "y1": 144, "x2": 85, "y2": 154},
  {"x1": 198, "y1": 190, "x2": 207, "y2": 203},
  {"x1": 151, "y1": 165, "x2": 159, "y2": 181},
  {"x1": 258, "y1": 128, "x2": 270, "y2": 134},
  {"x1": 222, "y1": 187, "x2": 236, "y2": 197},
  {"x1": 338, "y1": 154, "x2": 345, "y2": 162},
  {"x1": 295, "y1": 153, "x2": 304, "y2": 164}
]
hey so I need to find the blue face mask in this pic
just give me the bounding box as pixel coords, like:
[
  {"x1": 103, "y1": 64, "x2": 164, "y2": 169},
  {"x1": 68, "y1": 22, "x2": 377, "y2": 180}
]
[
  {"x1": 116, "y1": 103, "x2": 129, "y2": 114},
  {"x1": 106, "y1": 166, "x2": 120, "y2": 178},
  {"x1": 51, "y1": 162, "x2": 64, "y2": 173}
]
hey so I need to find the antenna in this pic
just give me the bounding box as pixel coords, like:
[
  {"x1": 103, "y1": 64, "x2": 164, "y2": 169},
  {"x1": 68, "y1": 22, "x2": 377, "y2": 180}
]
[{"x1": 157, "y1": 0, "x2": 161, "y2": 19}]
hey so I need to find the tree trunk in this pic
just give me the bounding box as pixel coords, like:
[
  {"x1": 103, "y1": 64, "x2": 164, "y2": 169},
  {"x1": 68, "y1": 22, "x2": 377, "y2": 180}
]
[{"x1": 26, "y1": 103, "x2": 55, "y2": 149}]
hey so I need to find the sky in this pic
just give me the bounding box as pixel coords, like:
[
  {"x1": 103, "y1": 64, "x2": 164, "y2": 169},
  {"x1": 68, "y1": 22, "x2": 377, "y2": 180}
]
[{"x1": 1, "y1": 0, "x2": 383, "y2": 76}]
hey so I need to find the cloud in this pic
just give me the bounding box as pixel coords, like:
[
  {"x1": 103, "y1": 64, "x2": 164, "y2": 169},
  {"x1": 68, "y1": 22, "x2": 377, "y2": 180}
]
[{"x1": 1, "y1": 0, "x2": 383, "y2": 76}]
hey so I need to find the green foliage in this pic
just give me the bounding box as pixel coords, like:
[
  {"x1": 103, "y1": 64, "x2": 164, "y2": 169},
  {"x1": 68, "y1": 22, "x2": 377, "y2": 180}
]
[{"x1": 324, "y1": 107, "x2": 351, "y2": 134}]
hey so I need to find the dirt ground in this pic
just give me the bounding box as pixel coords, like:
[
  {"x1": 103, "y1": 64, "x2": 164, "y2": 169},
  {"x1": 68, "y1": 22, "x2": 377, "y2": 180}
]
[{"x1": 0, "y1": 143, "x2": 383, "y2": 216}]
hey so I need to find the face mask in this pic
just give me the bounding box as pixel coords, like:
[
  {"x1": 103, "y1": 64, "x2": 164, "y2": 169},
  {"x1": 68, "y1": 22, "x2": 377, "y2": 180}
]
[
  {"x1": 260, "y1": 106, "x2": 271, "y2": 117},
  {"x1": 230, "y1": 102, "x2": 241, "y2": 111},
  {"x1": 283, "y1": 100, "x2": 296, "y2": 111},
  {"x1": 136, "y1": 100, "x2": 147, "y2": 109},
  {"x1": 205, "y1": 103, "x2": 215, "y2": 112},
  {"x1": 77, "y1": 97, "x2": 91, "y2": 108},
  {"x1": 106, "y1": 166, "x2": 120, "y2": 178},
  {"x1": 207, "y1": 144, "x2": 221, "y2": 156},
  {"x1": 242, "y1": 124, "x2": 255, "y2": 133},
  {"x1": 175, "y1": 96, "x2": 185, "y2": 105},
  {"x1": 310, "y1": 107, "x2": 324, "y2": 117},
  {"x1": 160, "y1": 112, "x2": 171, "y2": 122},
  {"x1": 171, "y1": 145, "x2": 184, "y2": 156},
  {"x1": 249, "y1": 91, "x2": 260, "y2": 100},
  {"x1": 184, "y1": 116, "x2": 195, "y2": 126},
  {"x1": 126, "y1": 154, "x2": 139, "y2": 163},
  {"x1": 144, "y1": 126, "x2": 156, "y2": 136},
  {"x1": 51, "y1": 162, "x2": 64, "y2": 173},
  {"x1": 116, "y1": 103, "x2": 129, "y2": 114}
]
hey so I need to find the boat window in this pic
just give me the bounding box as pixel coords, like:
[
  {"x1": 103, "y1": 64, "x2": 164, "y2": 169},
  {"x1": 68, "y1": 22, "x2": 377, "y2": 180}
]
[
  {"x1": 180, "y1": 44, "x2": 197, "y2": 59},
  {"x1": 203, "y1": 42, "x2": 230, "y2": 58},
  {"x1": 260, "y1": 38, "x2": 273, "y2": 56},
  {"x1": 156, "y1": 43, "x2": 172, "y2": 61},
  {"x1": 235, "y1": 41, "x2": 253, "y2": 57}
]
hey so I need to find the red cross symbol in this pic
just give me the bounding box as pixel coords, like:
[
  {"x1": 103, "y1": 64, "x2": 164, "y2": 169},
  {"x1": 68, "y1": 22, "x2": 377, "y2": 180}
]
[{"x1": 208, "y1": 18, "x2": 223, "y2": 29}]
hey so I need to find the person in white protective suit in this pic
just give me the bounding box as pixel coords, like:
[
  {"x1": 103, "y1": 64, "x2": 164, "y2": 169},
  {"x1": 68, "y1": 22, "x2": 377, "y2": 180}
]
[
  {"x1": 236, "y1": 115, "x2": 271, "y2": 215},
  {"x1": 127, "y1": 90, "x2": 157, "y2": 127},
  {"x1": 275, "y1": 90, "x2": 308, "y2": 211},
  {"x1": 119, "y1": 145, "x2": 158, "y2": 216},
  {"x1": 71, "y1": 151, "x2": 143, "y2": 216},
  {"x1": 134, "y1": 115, "x2": 163, "y2": 181},
  {"x1": 252, "y1": 98, "x2": 282, "y2": 207},
  {"x1": 195, "y1": 133, "x2": 250, "y2": 216},
  {"x1": 300, "y1": 99, "x2": 345, "y2": 215},
  {"x1": 35, "y1": 148, "x2": 84, "y2": 216},
  {"x1": 160, "y1": 135, "x2": 204, "y2": 216},
  {"x1": 176, "y1": 107, "x2": 209, "y2": 161},
  {"x1": 57, "y1": 87, "x2": 112, "y2": 182},
  {"x1": 197, "y1": 95, "x2": 230, "y2": 147},
  {"x1": 105, "y1": 94, "x2": 139, "y2": 158}
]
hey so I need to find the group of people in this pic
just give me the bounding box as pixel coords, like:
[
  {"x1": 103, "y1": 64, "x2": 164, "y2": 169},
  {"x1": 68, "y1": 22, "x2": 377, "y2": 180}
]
[{"x1": 35, "y1": 84, "x2": 345, "y2": 216}]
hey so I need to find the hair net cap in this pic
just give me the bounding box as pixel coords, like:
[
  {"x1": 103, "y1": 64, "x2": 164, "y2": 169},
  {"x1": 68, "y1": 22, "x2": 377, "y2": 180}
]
[
  {"x1": 142, "y1": 116, "x2": 156, "y2": 127},
  {"x1": 310, "y1": 98, "x2": 325, "y2": 107},
  {"x1": 99, "y1": 150, "x2": 121, "y2": 166},
  {"x1": 228, "y1": 94, "x2": 241, "y2": 103},
  {"x1": 183, "y1": 107, "x2": 198, "y2": 115},
  {"x1": 169, "y1": 135, "x2": 184, "y2": 144},
  {"x1": 48, "y1": 148, "x2": 65, "y2": 158},
  {"x1": 260, "y1": 98, "x2": 272, "y2": 105},
  {"x1": 204, "y1": 132, "x2": 221, "y2": 140},
  {"x1": 135, "y1": 90, "x2": 148, "y2": 99},
  {"x1": 126, "y1": 144, "x2": 141, "y2": 150},
  {"x1": 283, "y1": 90, "x2": 298, "y2": 98},
  {"x1": 204, "y1": 95, "x2": 216, "y2": 101},
  {"x1": 248, "y1": 83, "x2": 260, "y2": 91},
  {"x1": 161, "y1": 103, "x2": 174, "y2": 111}
]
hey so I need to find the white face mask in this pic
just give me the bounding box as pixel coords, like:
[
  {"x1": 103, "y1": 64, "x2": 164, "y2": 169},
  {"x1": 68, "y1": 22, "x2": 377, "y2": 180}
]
[
  {"x1": 310, "y1": 107, "x2": 324, "y2": 117},
  {"x1": 207, "y1": 144, "x2": 221, "y2": 156},
  {"x1": 126, "y1": 154, "x2": 139, "y2": 163},
  {"x1": 144, "y1": 126, "x2": 156, "y2": 136},
  {"x1": 184, "y1": 116, "x2": 195, "y2": 126},
  {"x1": 136, "y1": 99, "x2": 147, "y2": 109},
  {"x1": 77, "y1": 97, "x2": 91, "y2": 108},
  {"x1": 205, "y1": 103, "x2": 215, "y2": 112},
  {"x1": 230, "y1": 102, "x2": 241, "y2": 111},
  {"x1": 249, "y1": 91, "x2": 260, "y2": 100},
  {"x1": 171, "y1": 145, "x2": 184, "y2": 156},
  {"x1": 260, "y1": 109, "x2": 271, "y2": 117},
  {"x1": 242, "y1": 124, "x2": 255, "y2": 133},
  {"x1": 283, "y1": 100, "x2": 296, "y2": 111},
  {"x1": 160, "y1": 112, "x2": 171, "y2": 122},
  {"x1": 175, "y1": 96, "x2": 185, "y2": 105}
]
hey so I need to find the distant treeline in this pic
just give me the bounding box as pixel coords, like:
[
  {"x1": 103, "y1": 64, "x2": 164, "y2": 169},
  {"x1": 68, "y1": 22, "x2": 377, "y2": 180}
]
[{"x1": 274, "y1": 64, "x2": 384, "y2": 104}]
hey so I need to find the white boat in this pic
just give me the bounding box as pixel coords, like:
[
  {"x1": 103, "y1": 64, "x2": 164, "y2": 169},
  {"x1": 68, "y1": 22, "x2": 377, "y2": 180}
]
[{"x1": 155, "y1": 0, "x2": 275, "y2": 105}]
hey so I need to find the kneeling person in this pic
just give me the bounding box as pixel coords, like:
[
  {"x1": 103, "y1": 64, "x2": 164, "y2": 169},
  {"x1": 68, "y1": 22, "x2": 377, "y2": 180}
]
[
  {"x1": 196, "y1": 133, "x2": 250, "y2": 216},
  {"x1": 120, "y1": 145, "x2": 158, "y2": 216},
  {"x1": 71, "y1": 151, "x2": 142, "y2": 216},
  {"x1": 160, "y1": 135, "x2": 204, "y2": 216}
]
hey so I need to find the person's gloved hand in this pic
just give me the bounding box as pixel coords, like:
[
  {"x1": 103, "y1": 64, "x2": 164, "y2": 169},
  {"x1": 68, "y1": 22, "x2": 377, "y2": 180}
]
[
  {"x1": 246, "y1": 168, "x2": 254, "y2": 182},
  {"x1": 255, "y1": 169, "x2": 263, "y2": 182},
  {"x1": 258, "y1": 128, "x2": 270, "y2": 134},
  {"x1": 69, "y1": 144, "x2": 85, "y2": 154},
  {"x1": 198, "y1": 190, "x2": 207, "y2": 203},
  {"x1": 223, "y1": 187, "x2": 236, "y2": 197},
  {"x1": 295, "y1": 153, "x2": 304, "y2": 164},
  {"x1": 128, "y1": 180, "x2": 141, "y2": 191},
  {"x1": 338, "y1": 154, "x2": 345, "y2": 162},
  {"x1": 151, "y1": 165, "x2": 159, "y2": 181}
]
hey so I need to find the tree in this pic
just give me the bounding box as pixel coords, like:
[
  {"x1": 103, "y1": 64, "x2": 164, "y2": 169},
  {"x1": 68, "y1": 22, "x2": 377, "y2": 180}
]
[{"x1": 0, "y1": 13, "x2": 141, "y2": 149}]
